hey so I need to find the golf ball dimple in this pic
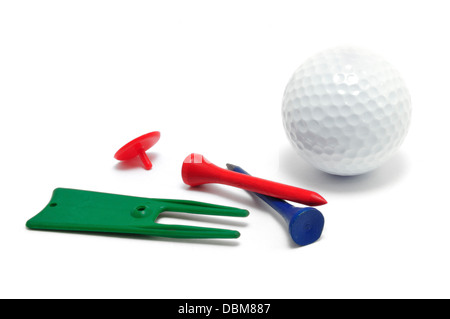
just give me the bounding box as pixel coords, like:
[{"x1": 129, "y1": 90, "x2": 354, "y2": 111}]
[{"x1": 282, "y1": 46, "x2": 411, "y2": 176}]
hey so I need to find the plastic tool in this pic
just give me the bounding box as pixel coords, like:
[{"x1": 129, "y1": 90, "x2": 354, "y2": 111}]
[
  {"x1": 182, "y1": 153, "x2": 327, "y2": 206},
  {"x1": 26, "y1": 188, "x2": 249, "y2": 239},
  {"x1": 114, "y1": 131, "x2": 160, "y2": 170},
  {"x1": 227, "y1": 164, "x2": 325, "y2": 246}
]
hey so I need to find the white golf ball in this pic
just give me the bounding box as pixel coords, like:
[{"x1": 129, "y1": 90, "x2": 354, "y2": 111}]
[{"x1": 282, "y1": 46, "x2": 412, "y2": 176}]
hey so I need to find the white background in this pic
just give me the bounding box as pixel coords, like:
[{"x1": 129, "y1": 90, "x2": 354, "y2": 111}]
[{"x1": 1, "y1": 0, "x2": 449, "y2": 299}]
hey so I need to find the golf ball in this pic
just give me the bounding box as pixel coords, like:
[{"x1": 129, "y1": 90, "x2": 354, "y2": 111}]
[{"x1": 282, "y1": 46, "x2": 411, "y2": 176}]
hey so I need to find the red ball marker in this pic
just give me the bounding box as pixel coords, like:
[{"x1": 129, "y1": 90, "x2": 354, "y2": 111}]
[{"x1": 114, "y1": 131, "x2": 160, "y2": 170}]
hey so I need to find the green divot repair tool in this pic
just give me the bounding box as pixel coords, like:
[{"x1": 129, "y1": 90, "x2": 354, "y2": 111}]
[{"x1": 26, "y1": 188, "x2": 249, "y2": 239}]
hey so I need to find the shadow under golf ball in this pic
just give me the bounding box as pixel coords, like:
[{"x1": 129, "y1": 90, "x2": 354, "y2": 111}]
[{"x1": 279, "y1": 145, "x2": 410, "y2": 194}]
